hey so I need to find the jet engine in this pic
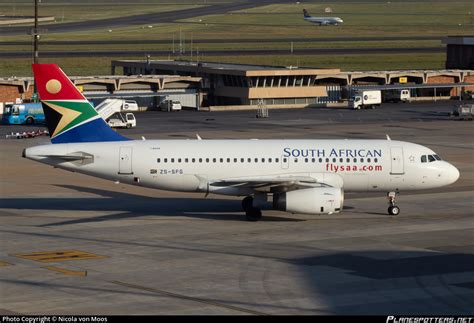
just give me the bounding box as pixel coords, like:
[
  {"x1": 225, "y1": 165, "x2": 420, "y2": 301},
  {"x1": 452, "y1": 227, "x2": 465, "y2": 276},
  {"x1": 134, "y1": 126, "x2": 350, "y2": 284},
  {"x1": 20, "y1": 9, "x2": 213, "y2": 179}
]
[{"x1": 273, "y1": 187, "x2": 344, "y2": 215}]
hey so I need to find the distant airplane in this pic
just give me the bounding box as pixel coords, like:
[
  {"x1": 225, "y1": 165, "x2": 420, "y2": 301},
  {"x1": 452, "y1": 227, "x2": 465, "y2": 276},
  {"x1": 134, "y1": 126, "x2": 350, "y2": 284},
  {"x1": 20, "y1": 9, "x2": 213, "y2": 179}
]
[
  {"x1": 24, "y1": 64, "x2": 460, "y2": 221},
  {"x1": 303, "y1": 9, "x2": 343, "y2": 25}
]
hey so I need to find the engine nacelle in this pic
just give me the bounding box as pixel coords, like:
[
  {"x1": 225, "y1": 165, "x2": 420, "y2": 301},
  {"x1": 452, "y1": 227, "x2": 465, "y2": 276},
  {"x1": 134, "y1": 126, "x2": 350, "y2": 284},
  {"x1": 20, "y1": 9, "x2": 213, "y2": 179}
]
[{"x1": 273, "y1": 187, "x2": 344, "y2": 215}]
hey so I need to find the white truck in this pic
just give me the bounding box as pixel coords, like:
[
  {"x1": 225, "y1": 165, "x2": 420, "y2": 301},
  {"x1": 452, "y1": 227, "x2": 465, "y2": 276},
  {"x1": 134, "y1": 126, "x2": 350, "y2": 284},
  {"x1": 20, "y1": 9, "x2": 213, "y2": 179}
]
[
  {"x1": 95, "y1": 99, "x2": 138, "y2": 128},
  {"x1": 383, "y1": 89, "x2": 411, "y2": 103},
  {"x1": 349, "y1": 90, "x2": 382, "y2": 109},
  {"x1": 160, "y1": 99, "x2": 182, "y2": 112}
]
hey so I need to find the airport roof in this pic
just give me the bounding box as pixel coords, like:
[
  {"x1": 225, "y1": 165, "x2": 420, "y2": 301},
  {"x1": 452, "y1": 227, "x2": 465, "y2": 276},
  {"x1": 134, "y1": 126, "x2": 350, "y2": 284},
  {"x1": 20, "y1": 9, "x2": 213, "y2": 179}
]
[
  {"x1": 113, "y1": 60, "x2": 341, "y2": 76},
  {"x1": 443, "y1": 36, "x2": 474, "y2": 46}
]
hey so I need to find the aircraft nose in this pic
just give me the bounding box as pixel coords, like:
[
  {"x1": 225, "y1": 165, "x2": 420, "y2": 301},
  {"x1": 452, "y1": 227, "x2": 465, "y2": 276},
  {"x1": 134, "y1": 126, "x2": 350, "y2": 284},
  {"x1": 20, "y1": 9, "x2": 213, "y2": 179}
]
[{"x1": 446, "y1": 163, "x2": 460, "y2": 185}]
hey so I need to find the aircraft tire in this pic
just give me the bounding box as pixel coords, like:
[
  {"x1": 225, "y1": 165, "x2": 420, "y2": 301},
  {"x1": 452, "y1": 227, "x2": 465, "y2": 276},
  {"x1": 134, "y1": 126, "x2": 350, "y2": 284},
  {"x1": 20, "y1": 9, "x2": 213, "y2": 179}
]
[
  {"x1": 245, "y1": 207, "x2": 262, "y2": 222},
  {"x1": 388, "y1": 205, "x2": 400, "y2": 216},
  {"x1": 241, "y1": 196, "x2": 253, "y2": 211}
]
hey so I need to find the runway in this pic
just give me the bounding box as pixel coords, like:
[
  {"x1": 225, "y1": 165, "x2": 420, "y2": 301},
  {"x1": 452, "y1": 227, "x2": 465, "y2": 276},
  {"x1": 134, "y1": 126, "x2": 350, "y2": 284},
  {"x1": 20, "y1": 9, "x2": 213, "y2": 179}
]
[
  {"x1": 0, "y1": 0, "x2": 291, "y2": 36},
  {"x1": 1, "y1": 102, "x2": 473, "y2": 314},
  {"x1": 0, "y1": 46, "x2": 443, "y2": 58}
]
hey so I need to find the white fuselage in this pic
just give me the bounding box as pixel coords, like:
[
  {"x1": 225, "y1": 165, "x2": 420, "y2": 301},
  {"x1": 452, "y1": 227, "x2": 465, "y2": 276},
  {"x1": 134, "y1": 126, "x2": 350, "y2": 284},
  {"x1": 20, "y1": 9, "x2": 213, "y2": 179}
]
[
  {"x1": 304, "y1": 16, "x2": 343, "y2": 25},
  {"x1": 25, "y1": 139, "x2": 459, "y2": 196}
]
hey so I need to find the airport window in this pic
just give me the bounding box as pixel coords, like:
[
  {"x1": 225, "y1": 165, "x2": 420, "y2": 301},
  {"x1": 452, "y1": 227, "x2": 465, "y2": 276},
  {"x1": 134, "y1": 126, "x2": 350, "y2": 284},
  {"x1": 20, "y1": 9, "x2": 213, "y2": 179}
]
[
  {"x1": 164, "y1": 158, "x2": 168, "y2": 163},
  {"x1": 157, "y1": 158, "x2": 160, "y2": 163}
]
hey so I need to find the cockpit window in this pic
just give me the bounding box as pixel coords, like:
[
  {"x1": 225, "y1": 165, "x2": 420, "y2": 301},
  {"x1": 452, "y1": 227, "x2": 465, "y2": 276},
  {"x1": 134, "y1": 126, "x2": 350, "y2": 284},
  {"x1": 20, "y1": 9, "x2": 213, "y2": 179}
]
[{"x1": 421, "y1": 154, "x2": 441, "y2": 163}]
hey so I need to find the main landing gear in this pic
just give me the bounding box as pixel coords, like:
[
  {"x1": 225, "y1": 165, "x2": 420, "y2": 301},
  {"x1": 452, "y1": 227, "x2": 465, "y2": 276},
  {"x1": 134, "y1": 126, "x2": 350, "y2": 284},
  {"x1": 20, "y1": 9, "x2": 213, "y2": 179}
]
[
  {"x1": 242, "y1": 196, "x2": 262, "y2": 221},
  {"x1": 387, "y1": 191, "x2": 400, "y2": 216}
]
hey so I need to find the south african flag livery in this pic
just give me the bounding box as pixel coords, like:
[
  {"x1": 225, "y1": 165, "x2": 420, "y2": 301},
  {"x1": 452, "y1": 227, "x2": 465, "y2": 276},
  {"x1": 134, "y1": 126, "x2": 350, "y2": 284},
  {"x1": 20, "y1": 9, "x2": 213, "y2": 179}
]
[{"x1": 32, "y1": 64, "x2": 129, "y2": 144}]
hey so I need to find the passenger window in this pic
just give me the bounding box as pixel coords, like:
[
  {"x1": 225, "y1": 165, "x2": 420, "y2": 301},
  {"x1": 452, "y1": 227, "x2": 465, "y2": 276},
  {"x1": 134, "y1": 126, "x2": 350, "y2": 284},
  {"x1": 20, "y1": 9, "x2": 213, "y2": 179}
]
[
  {"x1": 164, "y1": 158, "x2": 168, "y2": 163},
  {"x1": 269, "y1": 158, "x2": 272, "y2": 163},
  {"x1": 332, "y1": 158, "x2": 336, "y2": 163},
  {"x1": 227, "y1": 158, "x2": 230, "y2": 163},
  {"x1": 283, "y1": 158, "x2": 287, "y2": 162},
  {"x1": 326, "y1": 158, "x2": 329, "y2": 162},
  {"x1": 212, "y1": 158, "x2": 216, "y2": 163},
  {"x1": 235, "y1": 158, "x2": 238, "y2": 163},
  {"x1": 241, "y1": 158, "x2": 244, "y2": 163},
  {"x1": 305, "y1": 158, "x2": 308, "y2": 163},
  {"x1": 171, "y1": 158, "x2": 175, "y2": 163},
  {"x1": 255, "y1": 158, "x2": 258, "y2": 163},
  {"x1": 192, "y1": 158, "x2": 196, "y2": 163},
  {"x1": 339, "y1": 158, "x2": 343, "y2": 163},
  {"x1": 367, "y1": 158, "x2": 371, "y2": 163},
  {"x1": 261, "y1": 158, "x2": 265, "y2": 163},
  {"x1": 346, "y1": 158, "x2": 350, "y2": 163},
  {"x1": 353, "y1": 158, "x2": 357, "y2": 163},
  {"x1": 157, "y1": 158, "x2": 161, "y2": 163},
  {"x1": 294, "y1": 158, "x2": 298, "y2": 163},
  {"x1": 185, "y1": 158, "x2": 188, "y2": 163},
  {"x1": 276, "y1": 158, "x2": 279, "y2": 163},
  {"x1": 319, "y1": 158, "x2": 322, "y2": 163},
  {"x1": 428, "y1": 155, "x2": 436, "y2": 162},
  {"x1": 360, "y1": 158, "x2": 364, "y2": 163},
  {"x1": 248, "y1": 158, "x2": 251, "y2": 163},
  {"x1": 206, "y1": 158, "x2": 209, "y2": 163},
  {"x1": 374, "y1": 158, "x2": 378, "y2": 163},
  {"x1": 199, "y1": 158, "x2": 202, "y2": 163},
  {"x1": 312, "y1": 158, "x2": 315, "y2": 163},
  {"x1": 178, "y1": 158, "x2": 181, "y2": 163}
]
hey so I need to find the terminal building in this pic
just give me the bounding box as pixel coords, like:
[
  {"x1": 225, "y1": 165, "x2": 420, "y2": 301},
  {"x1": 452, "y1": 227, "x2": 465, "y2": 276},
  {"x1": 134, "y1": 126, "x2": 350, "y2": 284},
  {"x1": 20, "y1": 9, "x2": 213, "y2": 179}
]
[
  {"x1": 444, "y1": 35, "x2": 474, "y2": 70},
  {"x1": 112, "y1": 60, "x2": 474, "y2": 109}
]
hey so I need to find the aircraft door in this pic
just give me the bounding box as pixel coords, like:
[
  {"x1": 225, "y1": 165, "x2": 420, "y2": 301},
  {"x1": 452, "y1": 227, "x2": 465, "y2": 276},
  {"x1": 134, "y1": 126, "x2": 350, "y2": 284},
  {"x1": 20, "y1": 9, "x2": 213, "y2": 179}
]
[
  {"x1": 119, "y1": 147, "x2": 133, "y2": 174},
  {"x1": 281, "y1": 155, "x2": 289, "y2": 169},
  {"x1": 390, "y1": 147, "x2": 404, "y2": 175}
]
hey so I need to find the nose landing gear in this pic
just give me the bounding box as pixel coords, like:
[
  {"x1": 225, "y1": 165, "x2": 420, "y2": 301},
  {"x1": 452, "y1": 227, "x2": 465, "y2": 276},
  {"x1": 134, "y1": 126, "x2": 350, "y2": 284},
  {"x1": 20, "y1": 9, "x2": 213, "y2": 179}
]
[{"x1": 387, "y1": 191, "x2": 400, "y2": 216}]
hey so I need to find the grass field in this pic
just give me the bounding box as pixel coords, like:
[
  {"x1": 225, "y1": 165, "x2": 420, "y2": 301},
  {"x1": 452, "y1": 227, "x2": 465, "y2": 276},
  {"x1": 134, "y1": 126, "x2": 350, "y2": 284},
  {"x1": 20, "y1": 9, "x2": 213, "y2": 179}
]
[{"x1": 0, "y1": 0, "x2": 471, "y2": 76}]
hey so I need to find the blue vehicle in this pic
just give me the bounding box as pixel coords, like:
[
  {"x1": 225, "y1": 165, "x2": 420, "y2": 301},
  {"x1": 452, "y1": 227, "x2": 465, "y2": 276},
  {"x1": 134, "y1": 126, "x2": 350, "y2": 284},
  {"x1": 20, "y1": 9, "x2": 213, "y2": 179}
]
[{"x1": 2, "y1": 103, "x2": 45, "y2": 125}]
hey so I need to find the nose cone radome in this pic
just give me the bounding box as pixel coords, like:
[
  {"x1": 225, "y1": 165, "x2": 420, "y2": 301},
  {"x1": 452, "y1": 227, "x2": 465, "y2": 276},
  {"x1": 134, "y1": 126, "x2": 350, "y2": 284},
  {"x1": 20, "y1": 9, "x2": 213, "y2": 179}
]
[{"x1": 446, "y1": 163, "x2": 460, "y2": 185}]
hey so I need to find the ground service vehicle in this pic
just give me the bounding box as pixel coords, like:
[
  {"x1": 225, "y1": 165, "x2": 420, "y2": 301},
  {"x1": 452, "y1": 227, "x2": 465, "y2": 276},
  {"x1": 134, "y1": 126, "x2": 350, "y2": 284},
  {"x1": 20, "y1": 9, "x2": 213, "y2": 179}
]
[
  {"x1": 2, "y1": 103, "x2": 45, "y2": 125},
  {"x1": 349, "y1": 90, "x2": 382, "y2": 109},
  {"x1": 95, "y1": 99, "x2": 137, "y2": 128},
  {"x1": 384, "y1": 89, "x2": 411, "y2": 103},
  {"x1": 161, "y1": 100, "x2": 182, "y2": 112}
]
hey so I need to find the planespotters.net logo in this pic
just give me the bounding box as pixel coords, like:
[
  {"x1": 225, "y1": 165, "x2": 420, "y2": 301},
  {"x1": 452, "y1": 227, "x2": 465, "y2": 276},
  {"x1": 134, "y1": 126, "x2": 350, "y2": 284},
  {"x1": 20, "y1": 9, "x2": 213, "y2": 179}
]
[{"x1": 387, "y1": 317, "x2": 473, "y2": 323}]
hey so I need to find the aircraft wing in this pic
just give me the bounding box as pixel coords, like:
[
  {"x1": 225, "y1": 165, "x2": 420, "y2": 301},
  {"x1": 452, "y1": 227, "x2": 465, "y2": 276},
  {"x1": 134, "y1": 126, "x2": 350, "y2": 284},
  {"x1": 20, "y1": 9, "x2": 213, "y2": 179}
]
[{"x1": 208, "y1": 173, "x2": 343, "y2": 193}]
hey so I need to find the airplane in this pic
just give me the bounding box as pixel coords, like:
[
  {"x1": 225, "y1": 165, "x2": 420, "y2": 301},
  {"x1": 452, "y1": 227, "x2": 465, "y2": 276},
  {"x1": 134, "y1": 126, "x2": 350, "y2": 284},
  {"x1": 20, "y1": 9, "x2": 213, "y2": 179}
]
[
  {"x1": 23, "y1": 64, "x2": 460, "y2": 221},
  {"x1": 303, "y1": 9, "x2": 343, "y2": 25}
]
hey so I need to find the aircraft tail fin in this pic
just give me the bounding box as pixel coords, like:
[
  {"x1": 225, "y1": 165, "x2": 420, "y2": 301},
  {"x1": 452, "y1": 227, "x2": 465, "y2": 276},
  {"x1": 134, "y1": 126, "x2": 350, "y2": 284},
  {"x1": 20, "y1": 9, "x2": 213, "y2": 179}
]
[
  {"x1": 32, "y1": 64, "x2": 130, "y2": 144},
  {"x1": 303, "y1": 9, "x2": 311, "y2": 18}
]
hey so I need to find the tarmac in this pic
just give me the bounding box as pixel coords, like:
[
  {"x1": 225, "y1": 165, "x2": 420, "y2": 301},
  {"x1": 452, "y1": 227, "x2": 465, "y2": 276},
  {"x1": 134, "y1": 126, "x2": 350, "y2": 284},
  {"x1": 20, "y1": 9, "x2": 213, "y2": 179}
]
[{"x1": 0, "y1": 102, "x2": 473, "y2": 314}]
